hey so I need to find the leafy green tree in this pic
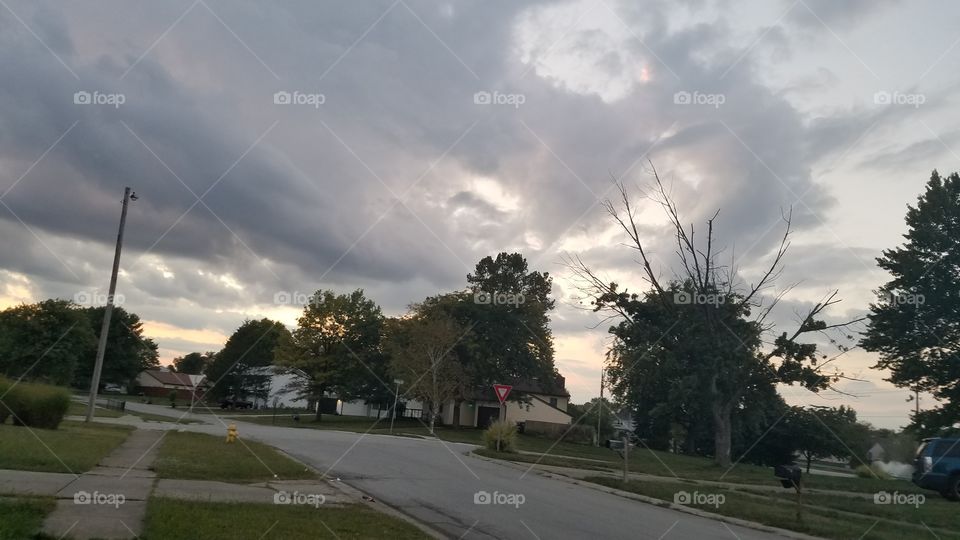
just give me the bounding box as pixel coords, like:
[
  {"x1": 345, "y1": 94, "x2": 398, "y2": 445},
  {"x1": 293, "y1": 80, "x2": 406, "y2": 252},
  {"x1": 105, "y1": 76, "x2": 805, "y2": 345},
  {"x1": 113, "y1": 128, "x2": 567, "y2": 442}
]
[
  {"x1": 567, "y1": 397, "x2": 617, "y2": 443},
  {"x1": 205, "y1": 319, "x2": 289, "y2": 402},
  {"x1": 73, "y1": 306, "x2": 159, "y2": 389},
  {"x1": 0, "y1": 299, "x2": 96, "y2": 386},
  {"x1": 785, "y1": 406, "x2": 861, "y2": 473},
  {"x1": 466, "y1": 252, "x2": 557, "y2": 385},
  {"x1": 172, "y1": 352, "x2": 213, "y2": 375},
  {"x1": 385, "y1": 311, "x2": 469, "y2": 434},
  {"x1": 862, "y1": 170, "x2": 960, "y2": 436},
  {"x1": 277, "y1": 290, "x2": 388, "y2": 420}
]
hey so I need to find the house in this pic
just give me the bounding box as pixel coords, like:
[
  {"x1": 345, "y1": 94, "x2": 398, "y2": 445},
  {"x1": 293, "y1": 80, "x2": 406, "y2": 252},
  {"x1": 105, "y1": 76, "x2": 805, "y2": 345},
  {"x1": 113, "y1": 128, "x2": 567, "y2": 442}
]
[
  {"x1": 332, "y1": 375, "x2": 573, "y2": 429},
  {"x1": 440, "y1": 376, "x2": 572, "y2": 428},
  {"x1": 246, "y1": 366, "x2": 310, "y2": 409},
  {"x1": 867, "y1": 442, "x2": 887, "y2": 462},
  {"x1": 135, "y1": 369, "x2": 207, "y2": 400},
  {"x1": 611, "y1": 408, "x2": 635, "y2": 435}
]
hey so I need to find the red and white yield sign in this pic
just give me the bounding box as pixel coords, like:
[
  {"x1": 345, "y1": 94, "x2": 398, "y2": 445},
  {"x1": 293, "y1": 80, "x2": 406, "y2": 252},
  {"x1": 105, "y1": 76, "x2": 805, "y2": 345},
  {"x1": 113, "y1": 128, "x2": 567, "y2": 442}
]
[{"x1": 493, "y1": 384, "x2": 512, "y2": 404}]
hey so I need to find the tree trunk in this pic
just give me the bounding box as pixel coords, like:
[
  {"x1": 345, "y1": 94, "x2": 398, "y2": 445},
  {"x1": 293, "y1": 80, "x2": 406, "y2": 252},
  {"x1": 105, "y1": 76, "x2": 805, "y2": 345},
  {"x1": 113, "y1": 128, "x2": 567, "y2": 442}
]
[
  {"x1": 712, "y1": 402, "x2": 733, "y2": 467},
  {"x1": 429, "y1": 403, "x2": 436, "y2": 435}
]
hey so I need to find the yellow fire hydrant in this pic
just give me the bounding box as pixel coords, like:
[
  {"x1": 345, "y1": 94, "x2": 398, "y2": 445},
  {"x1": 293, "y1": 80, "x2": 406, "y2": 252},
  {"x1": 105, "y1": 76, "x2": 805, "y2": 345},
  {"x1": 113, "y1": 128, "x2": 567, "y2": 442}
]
[{"x1": 226, "y1": 424, "x2": 238, "y2": 443}]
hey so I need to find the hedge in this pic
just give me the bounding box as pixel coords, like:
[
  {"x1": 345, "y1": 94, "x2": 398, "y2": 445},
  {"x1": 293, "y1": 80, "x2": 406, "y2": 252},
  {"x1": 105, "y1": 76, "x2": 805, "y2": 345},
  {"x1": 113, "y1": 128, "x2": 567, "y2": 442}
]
[{"x1": 0, "y1": 378, "x2": 71, "y2": 429}]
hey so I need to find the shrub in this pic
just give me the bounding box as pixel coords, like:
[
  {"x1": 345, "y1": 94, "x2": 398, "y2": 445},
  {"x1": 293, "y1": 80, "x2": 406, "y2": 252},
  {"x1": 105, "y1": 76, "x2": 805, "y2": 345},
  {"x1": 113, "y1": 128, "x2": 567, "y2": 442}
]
[
  {"x1": 5, "y1": 381, "x2": 71, "y2": 429},
  {"x1": 483, "y1": 420, "x2": 518, "y2": 453},
  {"x1": 523, "y1": 420, "x2": 594, "y2": 445},
  {"x1": 854, "y1": 463, "x2": 892, "y2": 480}
]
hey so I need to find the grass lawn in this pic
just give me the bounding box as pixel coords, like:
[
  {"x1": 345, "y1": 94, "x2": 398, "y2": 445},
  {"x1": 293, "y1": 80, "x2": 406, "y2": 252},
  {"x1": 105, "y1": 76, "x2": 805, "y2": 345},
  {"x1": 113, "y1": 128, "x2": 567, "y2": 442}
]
[
  {"x1": 475, "y1": 442, "x2": 925, "y2": 494},
  {"x1": 153, "y1": 431, "x2": 317, "y2": 483},
  {"x1": 144, "y1": 498, "x2": 427, "y2": 539},
  {"x1": 67, "y1": 399, "x2": 203, "y2": 424},
  {"x1": 0, "y1": 420, "x2": 132, "y2": 473},
  {"x1": 752, "y1": 488, "x2": 958, "y2": 533},
  {"x1": 0, "y1": 497, "x2": 55, "y2": 540},
  {"x1": 240, "y1": 414, "x2": 488, "y2": 443},
  {"x1": 584, "y1": 476, "x2": 960, "y2": 540}
]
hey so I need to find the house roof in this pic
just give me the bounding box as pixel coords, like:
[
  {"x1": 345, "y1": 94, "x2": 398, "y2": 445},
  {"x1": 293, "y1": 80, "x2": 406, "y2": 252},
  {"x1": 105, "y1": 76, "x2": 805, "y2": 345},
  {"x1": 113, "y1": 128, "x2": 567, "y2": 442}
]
[
  {"x1": 142, "y1": 369, "x2": 204, "y2": 388},
  {"x1": 466, "y1": 375, "x2": 570, "y2": 400}
]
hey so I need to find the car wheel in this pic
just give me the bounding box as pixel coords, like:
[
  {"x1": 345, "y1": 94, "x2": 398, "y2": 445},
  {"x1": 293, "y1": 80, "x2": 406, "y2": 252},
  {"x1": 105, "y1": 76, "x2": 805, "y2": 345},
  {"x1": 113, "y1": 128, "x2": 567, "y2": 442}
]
[{"x1": 944, "y1": 475, "x2": 960, "y2": 501}]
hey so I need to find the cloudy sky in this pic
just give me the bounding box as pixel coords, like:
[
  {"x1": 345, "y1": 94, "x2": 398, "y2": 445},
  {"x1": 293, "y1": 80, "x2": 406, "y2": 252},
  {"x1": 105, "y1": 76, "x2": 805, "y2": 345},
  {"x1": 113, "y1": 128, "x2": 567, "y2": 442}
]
[{"x1": 1, "y1": 0, "x2": 958, "y2": 430}]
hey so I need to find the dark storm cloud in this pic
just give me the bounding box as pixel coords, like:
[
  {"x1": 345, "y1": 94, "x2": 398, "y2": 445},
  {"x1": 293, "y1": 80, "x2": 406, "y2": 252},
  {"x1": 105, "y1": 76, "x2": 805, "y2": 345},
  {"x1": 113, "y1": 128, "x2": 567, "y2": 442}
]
[{"x1": 0, "y1": 0, "x2": 904, "y2": 347}]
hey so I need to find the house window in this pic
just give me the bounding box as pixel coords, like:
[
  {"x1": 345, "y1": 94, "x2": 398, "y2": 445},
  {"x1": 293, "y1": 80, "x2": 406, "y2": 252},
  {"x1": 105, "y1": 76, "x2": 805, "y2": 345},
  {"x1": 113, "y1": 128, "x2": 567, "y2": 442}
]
[{"x1": 549, "y1": 397, "x2": 558, "y2": 408}]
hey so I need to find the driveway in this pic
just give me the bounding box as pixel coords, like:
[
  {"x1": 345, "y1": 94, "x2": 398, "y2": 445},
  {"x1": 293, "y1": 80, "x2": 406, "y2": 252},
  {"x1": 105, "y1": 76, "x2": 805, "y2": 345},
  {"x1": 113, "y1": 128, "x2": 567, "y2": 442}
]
[{"x1": 118, "y1": 401, "x2": 787, "y2": 539}]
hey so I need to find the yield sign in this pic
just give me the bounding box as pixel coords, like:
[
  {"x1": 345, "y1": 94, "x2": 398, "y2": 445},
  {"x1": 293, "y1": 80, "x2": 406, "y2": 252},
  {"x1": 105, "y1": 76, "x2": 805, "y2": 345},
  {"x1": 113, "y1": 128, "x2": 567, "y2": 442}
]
[{"x1": 493, "y1": 384, "x2": 512, "y2": 404}]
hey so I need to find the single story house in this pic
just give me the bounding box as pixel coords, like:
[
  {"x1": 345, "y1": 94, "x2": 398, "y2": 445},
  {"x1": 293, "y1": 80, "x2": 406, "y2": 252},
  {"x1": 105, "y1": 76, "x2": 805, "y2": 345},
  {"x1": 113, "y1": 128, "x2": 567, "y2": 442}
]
[
  {"x1": 439, "y1": 377, "x2": 572, "y2": 428},
  {"x1": 335, "y1": 375, "x2": 572, "y2": 429},
  {"x1": 246, "y1": 366, "x2": 310, "y2": 409},
  {"x1": 135, "y1": 369, "x2": 207, "y2": 400}
]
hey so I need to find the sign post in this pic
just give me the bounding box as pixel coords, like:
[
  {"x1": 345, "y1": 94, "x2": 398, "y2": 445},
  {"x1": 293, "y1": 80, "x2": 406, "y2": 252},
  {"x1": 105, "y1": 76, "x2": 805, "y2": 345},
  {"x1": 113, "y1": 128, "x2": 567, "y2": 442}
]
[{"x1": 492, "y1": 384, "x2": 512, "y2": 452}]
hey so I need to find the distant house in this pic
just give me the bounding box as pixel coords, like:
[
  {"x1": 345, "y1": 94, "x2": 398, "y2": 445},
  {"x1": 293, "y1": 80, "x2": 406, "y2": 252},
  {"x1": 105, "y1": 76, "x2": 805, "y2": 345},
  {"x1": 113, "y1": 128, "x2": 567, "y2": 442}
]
[
  {"x1": 440, "y1": 376, "x2": 572, "y2": 428},
  {"x1": 335, "y1": 375, "x2": 573, "y2": 428},
  {"x1": 612, "y1": 408, "x2": 635, "y2": 435},
  {"x1": 867, "y1": 442, "x2": 887, "y2": 462},
  {"x1": 245, "y1": 366, "x2": 309, "y2": 409},
  {"x1": 135, "y1": 369, "x2": 207, "y2": 400}
]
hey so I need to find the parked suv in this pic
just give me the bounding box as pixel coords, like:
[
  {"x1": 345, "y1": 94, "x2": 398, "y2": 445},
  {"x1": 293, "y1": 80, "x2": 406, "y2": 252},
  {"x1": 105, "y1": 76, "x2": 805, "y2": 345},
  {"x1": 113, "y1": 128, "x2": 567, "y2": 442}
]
[{"x1": 913, "y1": 438, "x2": 960, "y2": 500}]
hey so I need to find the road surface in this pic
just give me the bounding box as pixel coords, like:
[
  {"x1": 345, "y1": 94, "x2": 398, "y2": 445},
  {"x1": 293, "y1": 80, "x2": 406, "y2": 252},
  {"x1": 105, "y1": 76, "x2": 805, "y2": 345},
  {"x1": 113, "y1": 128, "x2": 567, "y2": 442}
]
[{"x1": 119, "y1": 401, "x2": 786, "y2": 539}]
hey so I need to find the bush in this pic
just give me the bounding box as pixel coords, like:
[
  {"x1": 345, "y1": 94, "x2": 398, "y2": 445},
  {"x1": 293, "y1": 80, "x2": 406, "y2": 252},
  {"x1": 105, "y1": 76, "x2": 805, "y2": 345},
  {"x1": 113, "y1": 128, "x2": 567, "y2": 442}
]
[
  {"x1": 854, "y1": 463, "x2": 892, "y2": 480},
  {"x1": 524, "y1": 420, "x2": 594, "y2": 445},
  {"x1": 3, "y1": 381, "x2": 71, "y2": 429},
  {"x1": 483, "y1": 420, "x2": 518, "y2": 453}
]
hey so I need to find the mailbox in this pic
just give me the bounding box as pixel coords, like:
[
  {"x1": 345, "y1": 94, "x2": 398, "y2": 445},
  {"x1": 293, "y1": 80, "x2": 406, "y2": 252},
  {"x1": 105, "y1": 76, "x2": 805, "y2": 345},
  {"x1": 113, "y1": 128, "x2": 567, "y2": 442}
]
[{"x1": 774, "y1": 464, "x2": 802, "y2": 489}]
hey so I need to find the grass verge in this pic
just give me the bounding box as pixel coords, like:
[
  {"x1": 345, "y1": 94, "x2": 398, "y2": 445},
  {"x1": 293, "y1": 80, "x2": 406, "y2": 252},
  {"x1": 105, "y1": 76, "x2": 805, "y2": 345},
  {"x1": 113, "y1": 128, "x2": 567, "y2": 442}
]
[
  {"x1": 474, "y1": 442, "x2": 924, "y2": 494},
  {"x1": 0, "y1": 497, "x2": 55, "y2": 540},
  {"x1": 144, "y1": 498, "x2": 427, "y2": 540},
  {"x1": 583, "y1": 476, "x2": 960, "y2": 540},
  {"x1": 0, "y1": 421, "x2": 132, "y2": 473},
  {"x1": 154, "y1": 431, "x2": 317, "y2": 483}
]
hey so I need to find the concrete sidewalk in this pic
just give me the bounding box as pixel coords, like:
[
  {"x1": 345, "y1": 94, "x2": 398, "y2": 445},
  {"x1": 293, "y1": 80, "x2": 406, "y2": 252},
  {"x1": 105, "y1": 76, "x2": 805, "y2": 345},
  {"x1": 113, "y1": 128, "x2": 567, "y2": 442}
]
[
  {"x1": 40, "y1": 428, "x2": 163, "y2": 540},
  {"x1": 0, "y1": 428, "x2": 361, "y2": 539}
]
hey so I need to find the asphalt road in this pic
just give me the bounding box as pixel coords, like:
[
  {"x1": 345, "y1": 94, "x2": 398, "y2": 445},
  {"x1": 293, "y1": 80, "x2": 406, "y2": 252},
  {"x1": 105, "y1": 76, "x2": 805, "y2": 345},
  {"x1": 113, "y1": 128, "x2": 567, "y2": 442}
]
[{"x1": 121, "y1": 401, "x2": 786, "y2": 540}]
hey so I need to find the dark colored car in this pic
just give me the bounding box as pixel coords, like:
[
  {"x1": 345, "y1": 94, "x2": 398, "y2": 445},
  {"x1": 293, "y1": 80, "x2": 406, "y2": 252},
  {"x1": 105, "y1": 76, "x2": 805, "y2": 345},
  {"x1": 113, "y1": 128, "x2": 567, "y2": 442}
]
[
  {"x1": 912, "y1": 437, "x2": 960, "y2": 500},
  {"x1": 219, "y1": 398, "x2": 253, "y2": 410}
]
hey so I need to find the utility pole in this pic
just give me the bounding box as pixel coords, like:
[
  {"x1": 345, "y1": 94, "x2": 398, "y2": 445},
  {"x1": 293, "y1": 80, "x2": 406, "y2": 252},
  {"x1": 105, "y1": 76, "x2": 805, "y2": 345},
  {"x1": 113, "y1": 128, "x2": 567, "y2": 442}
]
[
  {"x1": 389, "y1": 379, "x2": 402, "y2": 434},
  {"x1": 86, "y1": 187, "x2": 136, "y2": 422},
  {"x1": 596, "y1": 366, "x2": 604, "y2": 447}
]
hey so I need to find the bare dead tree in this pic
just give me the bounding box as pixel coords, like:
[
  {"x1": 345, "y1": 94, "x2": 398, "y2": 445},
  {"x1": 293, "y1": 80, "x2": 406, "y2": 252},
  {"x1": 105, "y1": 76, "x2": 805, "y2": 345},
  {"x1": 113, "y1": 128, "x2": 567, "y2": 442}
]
[{"x1": 566, "y1": 162, "x2": 864, "y2": 466}]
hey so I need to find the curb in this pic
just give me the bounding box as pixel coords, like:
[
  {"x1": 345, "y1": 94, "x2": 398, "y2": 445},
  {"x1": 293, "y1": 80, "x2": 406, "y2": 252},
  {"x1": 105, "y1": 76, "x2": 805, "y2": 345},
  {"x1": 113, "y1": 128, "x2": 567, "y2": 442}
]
[
  {"x1": 469, "y1": 451, "x2": 826, "y2": 540},
  {"x1": 273, "y1": 447, "x2": 447, "y2": 540}
]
